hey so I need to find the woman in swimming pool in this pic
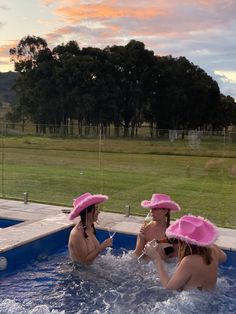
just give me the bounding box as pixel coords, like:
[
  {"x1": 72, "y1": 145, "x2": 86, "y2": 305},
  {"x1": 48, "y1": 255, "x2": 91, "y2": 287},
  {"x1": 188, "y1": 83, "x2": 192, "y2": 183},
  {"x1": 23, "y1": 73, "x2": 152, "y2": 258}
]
[
  {"x1": 133, "y1": 193, "x2": 181, "y2": 261},
  {"x1": 68, "y1": 192, "x2": 112, "y2": 265},
  {"x1": 144, "y1": 214, "x2": 227, "y2": 291}
]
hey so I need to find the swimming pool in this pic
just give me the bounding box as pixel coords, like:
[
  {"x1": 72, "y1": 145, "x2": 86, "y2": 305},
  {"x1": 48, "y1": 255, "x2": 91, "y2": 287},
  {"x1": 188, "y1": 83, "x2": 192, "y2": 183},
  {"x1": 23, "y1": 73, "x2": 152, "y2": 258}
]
[
  {"x1": 0, "y1": 229, "x2": 235, "y2": 313},
  {"x1": 0, "y1": 218, "x2": 23, "y2": 229}
]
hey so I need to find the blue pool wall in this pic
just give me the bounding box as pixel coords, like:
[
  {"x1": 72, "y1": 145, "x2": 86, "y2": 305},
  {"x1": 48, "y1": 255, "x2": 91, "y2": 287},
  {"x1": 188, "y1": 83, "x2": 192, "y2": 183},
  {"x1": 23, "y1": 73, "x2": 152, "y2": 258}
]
[
  {"x1": 97, "y1": 229, "x2": 137, "y2": 250},
  {"x1": 221, "y1": 249, "x2": 236, "y2": 268},
  {"x1": 0, "y1": 218, "x2": 23, "y2": 228},
  {"x1": 0, "y1": 227, "x2": 235, "y2": 278},
  {"x1": 0, "y1": 227, "x2": 72, "y2": 278}
]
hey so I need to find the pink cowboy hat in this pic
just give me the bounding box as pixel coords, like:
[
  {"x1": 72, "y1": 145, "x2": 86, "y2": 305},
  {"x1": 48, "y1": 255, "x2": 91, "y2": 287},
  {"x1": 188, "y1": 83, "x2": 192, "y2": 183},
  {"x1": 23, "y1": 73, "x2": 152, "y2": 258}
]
[
  {"x1": 141, "y1": 194, "x2": 181, "y2": 212},
  {"x1": 166, "y1": 215, "x2": 219, "y2": 246},
  {"x1": 69, "y1": 192, "x2": 108, "y2": 220}
]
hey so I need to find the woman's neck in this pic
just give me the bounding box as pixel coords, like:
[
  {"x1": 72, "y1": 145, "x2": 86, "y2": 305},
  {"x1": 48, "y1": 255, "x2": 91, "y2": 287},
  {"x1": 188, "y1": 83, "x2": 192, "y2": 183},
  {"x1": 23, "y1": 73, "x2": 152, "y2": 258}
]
[
  {"x1": 79, "y1": 220, "x2": 93, "y2": 229},
  {"x1": 153, "y1": 217, "x2": 167, "y2": 227}
]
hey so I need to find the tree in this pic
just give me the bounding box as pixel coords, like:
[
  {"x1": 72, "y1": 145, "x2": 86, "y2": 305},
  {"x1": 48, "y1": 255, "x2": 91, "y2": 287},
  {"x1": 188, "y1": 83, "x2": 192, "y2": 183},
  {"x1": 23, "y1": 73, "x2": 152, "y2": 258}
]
[
  {"x1": 219, "y1": 95, "x2": 236, "y2": 129},
  {"x1": 108, "y1": 40, "x2": 156, "y2": 136},
  {"x1": 9, "y1": 36, "x2": 234, "y2": 135},
  {"x1": 10, "y1": 35, "x2": 48, "y2": 72},
  {"x1": 147, "y1": 56, "x2": 222, "y2": 131}
]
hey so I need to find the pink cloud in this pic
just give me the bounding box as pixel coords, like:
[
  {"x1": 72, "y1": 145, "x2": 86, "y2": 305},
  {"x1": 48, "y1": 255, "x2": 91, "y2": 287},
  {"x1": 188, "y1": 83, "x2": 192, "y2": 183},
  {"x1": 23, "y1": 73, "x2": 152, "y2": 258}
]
[
  {"x1": 0, "y1": 0, "x2": 233, "y2": 98},
  {"x1": 0, "y1": 43, "x2": 16, "y2": 71},
  {"x1": 38, "y1": 0, "x2": 235, "y2": 41},
  {"x1": 55, "y1": 5, "x2": 166, "y2": 23},
  {"x1": 41, "y1": 0, "x2": 56, "y2": 6},
  {"x1": 0, "y1": 41, "x2": 18, "y2": 57}
]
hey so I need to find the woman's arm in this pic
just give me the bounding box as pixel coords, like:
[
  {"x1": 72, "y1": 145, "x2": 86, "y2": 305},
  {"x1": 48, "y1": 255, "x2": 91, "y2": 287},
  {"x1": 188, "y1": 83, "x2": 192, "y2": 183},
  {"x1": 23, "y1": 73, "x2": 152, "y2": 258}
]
[
  {"x1": 82, "y1": 237, "x2": 112, "y2": 264},
  {"x1": 160, "y1": 257, "x2": 191, "y2": 290},
  {"x1": 145, "y1": 243, "x2": 191, "y2": 290},
  {"x1": 212, "y1": 244, "x2": 227, "y2": 264},
  {"x1": 154, "y1": 253, "x2": 171, "y2": 287},
  {"x1": 133, "y1": 224, "x2": 146, "y2": 257},
  {"x1": 70, "y1": 232, "x2": 112, "y2": 264}
]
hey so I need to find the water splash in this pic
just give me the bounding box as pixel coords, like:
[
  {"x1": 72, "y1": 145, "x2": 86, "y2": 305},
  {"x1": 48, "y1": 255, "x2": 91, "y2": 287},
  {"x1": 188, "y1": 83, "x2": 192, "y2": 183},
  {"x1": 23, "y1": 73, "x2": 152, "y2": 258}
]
[{"x1": 0, "y1": 249, "x2": 235, "y2": 314}]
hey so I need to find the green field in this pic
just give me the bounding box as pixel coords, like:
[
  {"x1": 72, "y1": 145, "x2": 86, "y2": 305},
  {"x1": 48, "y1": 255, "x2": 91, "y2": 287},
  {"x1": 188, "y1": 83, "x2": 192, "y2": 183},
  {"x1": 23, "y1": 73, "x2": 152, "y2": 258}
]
[{"x1": 0, "y1": 135, "x2": 236, "y2": 228}]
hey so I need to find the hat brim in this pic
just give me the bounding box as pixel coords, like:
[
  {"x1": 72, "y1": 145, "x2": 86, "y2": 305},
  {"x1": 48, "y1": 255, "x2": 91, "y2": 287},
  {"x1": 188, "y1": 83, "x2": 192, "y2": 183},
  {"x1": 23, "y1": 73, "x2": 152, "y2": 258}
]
[
  {"x1": 166, "y1": 215, "x2": 219, "y2": 246},
  {"x1": 141, "y1": 200, "x2": 181, "y2": 212},
  {"x1": 69, "y1": 195, "x2": 108, "y2": 220}
]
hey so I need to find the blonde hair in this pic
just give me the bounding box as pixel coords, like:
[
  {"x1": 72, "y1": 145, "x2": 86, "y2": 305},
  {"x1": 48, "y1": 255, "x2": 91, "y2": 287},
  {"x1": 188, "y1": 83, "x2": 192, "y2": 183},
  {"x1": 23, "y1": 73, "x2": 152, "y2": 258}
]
[{"x1": 178, "y1": 240, "x2": 212, "y2": 265}]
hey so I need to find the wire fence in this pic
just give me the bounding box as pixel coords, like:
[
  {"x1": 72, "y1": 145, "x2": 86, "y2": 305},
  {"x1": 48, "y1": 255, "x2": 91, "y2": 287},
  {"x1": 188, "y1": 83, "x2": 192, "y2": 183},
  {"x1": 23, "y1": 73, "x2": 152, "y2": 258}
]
[{"x1": 2, "y1": 121, "x2": 236, "y2": 139}]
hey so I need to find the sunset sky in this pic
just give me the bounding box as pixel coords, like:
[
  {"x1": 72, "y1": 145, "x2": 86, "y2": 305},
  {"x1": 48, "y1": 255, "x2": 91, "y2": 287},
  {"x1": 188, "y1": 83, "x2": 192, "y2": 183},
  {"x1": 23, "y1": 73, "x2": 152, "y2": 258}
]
[{"x1": 0, "y1": 0, "x2": 236, "y2": 99}]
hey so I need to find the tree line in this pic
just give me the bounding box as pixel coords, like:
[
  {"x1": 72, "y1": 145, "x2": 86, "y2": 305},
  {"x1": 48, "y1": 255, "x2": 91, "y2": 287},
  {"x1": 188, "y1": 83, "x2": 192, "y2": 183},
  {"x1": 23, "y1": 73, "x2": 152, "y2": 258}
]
[{"x1": 8, "y1": 35, "x2": 236, "y2": 136}]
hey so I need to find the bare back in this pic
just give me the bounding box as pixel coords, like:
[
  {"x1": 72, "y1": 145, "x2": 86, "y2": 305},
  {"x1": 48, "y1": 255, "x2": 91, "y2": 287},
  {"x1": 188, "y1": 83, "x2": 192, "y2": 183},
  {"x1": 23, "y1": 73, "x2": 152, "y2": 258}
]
[{"x1": 167, "y1": 245, "x2": 227, "y2": 291}]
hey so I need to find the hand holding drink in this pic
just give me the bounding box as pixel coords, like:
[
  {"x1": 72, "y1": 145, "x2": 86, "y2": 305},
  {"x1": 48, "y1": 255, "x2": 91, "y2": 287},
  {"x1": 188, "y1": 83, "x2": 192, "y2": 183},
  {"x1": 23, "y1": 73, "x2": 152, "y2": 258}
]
[
  {"x1": 144, "y1": 211, "x2": 152, "y2": 226},
  {"x1": 137, "y1": 239, "x2": 158, "y2": 262}
]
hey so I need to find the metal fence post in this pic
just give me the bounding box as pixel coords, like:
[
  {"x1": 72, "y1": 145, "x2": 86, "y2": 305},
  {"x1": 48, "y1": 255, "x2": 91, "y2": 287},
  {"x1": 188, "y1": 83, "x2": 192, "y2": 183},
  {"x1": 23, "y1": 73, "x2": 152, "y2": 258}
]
[
  {"x1": 124, "y1": 204, "x2": 130, "y2": 217},
  {"x1": 23, "y1": 192, "x2": 28, "y2": 204}
]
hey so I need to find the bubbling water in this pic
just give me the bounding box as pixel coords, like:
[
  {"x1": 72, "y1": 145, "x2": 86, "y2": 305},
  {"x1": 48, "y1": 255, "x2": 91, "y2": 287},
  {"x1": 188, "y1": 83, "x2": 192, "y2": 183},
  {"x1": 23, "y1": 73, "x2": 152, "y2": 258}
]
[{"x1": 0, "y1": 249, "x2": 235, "y2": 314}]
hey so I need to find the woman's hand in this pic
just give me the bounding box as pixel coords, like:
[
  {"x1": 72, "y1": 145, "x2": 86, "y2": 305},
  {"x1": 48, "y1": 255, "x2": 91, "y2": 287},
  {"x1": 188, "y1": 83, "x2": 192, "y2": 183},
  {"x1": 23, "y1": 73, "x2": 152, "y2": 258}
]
[
  {"x1": 138, "y1": 224, "x2": 146, "y2": 238},
  {"x1": 144, "y1": 241, "x2": 159, "y2": 260},
  {"x1": 102, "y1": 237, "x2": 113, "y2": 249}
]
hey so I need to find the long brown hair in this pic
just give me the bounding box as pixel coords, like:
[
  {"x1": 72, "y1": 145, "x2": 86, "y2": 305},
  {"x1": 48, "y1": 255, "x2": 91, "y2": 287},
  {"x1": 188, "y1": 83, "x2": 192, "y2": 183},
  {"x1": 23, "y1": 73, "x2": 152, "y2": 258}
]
[
  {"x1": 80, "y1": 204, "x2": 96, "y2": 238},
  {"x1": 178, "y1": 240, "x2": 212, "y2": 265},
  {"x1": 166, "y1": 211, "x2": 170, "y2": 227}
]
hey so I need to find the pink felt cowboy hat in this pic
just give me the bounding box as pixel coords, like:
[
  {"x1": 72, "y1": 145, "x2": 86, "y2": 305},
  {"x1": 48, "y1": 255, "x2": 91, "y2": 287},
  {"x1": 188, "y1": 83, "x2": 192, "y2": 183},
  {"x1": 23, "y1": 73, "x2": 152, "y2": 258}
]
[
  {"x1": 166, "y1": 215, "x2": 219, "y2": 246},
  {"x1": 141, "y1": 194, "x2": 181, "y2": 212},
  {"x1": 69, "y1": 192, "x2": 108, "y2": 220}
]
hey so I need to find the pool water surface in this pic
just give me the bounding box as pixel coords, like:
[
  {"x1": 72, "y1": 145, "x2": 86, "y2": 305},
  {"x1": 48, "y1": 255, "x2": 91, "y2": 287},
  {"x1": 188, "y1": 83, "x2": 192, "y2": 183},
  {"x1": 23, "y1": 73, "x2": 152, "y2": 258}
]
[{"x1": 0, "y1": 246, "x2": 235, "y2": 314}]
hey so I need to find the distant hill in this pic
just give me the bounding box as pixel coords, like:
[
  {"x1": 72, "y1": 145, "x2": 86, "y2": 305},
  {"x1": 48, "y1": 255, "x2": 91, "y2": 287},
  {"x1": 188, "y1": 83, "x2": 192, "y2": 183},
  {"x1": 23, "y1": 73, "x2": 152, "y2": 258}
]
[{"x1": 0, "y1": 71, "x2": 17, "y2": 104}]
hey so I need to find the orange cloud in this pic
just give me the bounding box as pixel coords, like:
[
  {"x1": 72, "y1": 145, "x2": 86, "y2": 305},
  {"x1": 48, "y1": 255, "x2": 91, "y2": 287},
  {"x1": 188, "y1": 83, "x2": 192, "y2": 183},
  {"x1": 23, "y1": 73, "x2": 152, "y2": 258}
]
[
  {"x1": 0, "y1": 41, "x2": 18, "y2": 55},
  {"x1": 0, "y1": 49, "x2": 14, "y2": 72},
  {"x1": 109, "y1": 24, "x2": 120, "y2": 31},
  {"x1": 0, "y1": 40, "x2": 21, "y2": 71},
  {"x1": 41, "y1": 0, "x2": 56, "y2": 6},
  {"x1": 45, "y1": 26, "x2": 73, "y2": 42},
  {"x1": 55, "y1": 4, "x2": 167, "y2": 23}
]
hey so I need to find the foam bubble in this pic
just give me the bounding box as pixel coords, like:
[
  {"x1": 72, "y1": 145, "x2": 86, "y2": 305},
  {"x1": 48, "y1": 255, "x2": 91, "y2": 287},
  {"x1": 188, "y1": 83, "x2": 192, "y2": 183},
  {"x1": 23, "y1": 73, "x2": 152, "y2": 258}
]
[
  {"x1": 0, "y1": 249, "x2": 235, "y2": 313},
  {"x1": 0, "y1": 299, "x2": 65, "y2": 314}
]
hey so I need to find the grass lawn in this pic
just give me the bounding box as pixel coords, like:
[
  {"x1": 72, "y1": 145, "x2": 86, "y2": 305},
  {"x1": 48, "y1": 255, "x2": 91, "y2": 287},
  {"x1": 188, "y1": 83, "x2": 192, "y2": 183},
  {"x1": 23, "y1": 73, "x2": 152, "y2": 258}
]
[{"x1": 0, "y1": 135, "x2": 236, "y2": 228}]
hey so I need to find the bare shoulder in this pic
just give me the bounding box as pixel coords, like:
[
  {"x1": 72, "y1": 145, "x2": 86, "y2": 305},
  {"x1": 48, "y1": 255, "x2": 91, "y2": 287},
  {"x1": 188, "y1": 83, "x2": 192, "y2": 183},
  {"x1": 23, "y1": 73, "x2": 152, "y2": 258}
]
[
  {"x1": 180, "y1": 254, "x2": 200, "y2": 267},
  {"x1": 146, "y1": 221, "x2": 162, "y2": 232},
  {"x1": 70, "y1": 226, "x2": 83, "y2": 240},
  {"x1": 181, "y1": 255, "x2": 193, "y2": 264},
  {"x1": 211, "y1": 245, "x2": 227, "y2": 263}
]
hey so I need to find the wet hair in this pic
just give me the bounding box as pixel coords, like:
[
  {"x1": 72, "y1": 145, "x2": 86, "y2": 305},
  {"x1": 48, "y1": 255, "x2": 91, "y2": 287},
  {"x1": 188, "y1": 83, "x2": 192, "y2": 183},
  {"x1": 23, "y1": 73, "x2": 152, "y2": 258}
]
[
  {"x1": 166, "y1": 211, "x2": 170, "y2": 228},
  {"x1": 80, "y1": 204, "x2": 96, "y2": 238},
  {"x1": 178, "y1": 240, "x2": 213, "y2": 265}
]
